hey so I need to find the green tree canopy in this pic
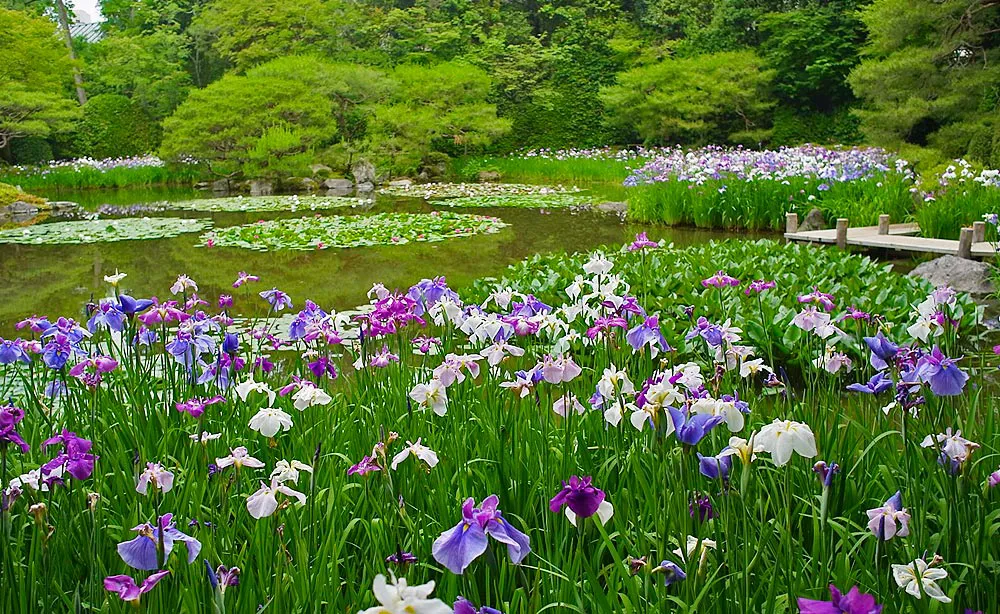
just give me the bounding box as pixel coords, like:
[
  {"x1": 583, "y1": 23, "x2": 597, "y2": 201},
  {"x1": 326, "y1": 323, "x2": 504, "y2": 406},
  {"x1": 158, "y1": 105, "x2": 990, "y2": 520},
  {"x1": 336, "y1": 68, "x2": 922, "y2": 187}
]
[
  {"x1": 849, "y1": 0, "x2": 1000, "y2": 159},
  {"x1": 160, "y1": 59, "x2": 337, "y2": 178},
  {"x1": 601, "y1": 50, "x2": 775, "y2": 145},
  {"x1": 0, "y1": 7, "x2": 79, "y2": 149}
]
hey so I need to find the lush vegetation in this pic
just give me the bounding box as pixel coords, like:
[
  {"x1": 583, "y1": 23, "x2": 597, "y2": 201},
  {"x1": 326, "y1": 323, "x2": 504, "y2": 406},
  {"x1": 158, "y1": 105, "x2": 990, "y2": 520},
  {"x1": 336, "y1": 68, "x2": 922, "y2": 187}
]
[
  {"x1": 199, "y1": 211, "x2": 507, "y2": 251},
  {"x1": 3, "y1": 0, "x2": 998, "y2": 180},
  {"x1": 0, "y1": 156, "x2": 201, "y2": 190},
  {"x1": 163, "y1": 195, "x2": 366, "y2": 213},
  {"x1": 0, "y1": 217, "x2": 211, "y2": 244},
  {"x1": 0, "y1": 182, "x2": 45, "y2": 208},
  {"x1": 0, "y1": 238, "x2": 996, "y2": 612}
]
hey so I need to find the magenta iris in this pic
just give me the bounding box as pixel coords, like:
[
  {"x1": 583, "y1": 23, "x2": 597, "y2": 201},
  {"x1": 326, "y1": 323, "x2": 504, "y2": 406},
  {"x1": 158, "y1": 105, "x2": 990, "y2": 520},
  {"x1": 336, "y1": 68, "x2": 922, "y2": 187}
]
[{"x1": 549, "y1": 476, "x2": 605, "y2": 518}]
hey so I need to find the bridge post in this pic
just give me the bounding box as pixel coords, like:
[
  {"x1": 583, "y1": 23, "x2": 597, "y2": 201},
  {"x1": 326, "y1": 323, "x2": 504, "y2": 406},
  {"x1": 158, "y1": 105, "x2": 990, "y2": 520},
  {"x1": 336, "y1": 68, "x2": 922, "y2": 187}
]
[
  {"x1": 836, "y1": 218, "x2": 848, "y2": 249},
  {"x1": 957, "y1": 227, "x2": 973, "y2": 259},
  {"x1": 785, "y1": 212, "x2": 798, "y2": 234},
  {"x1": 973, "y1": 221, "x2": 986, "y2": 243},
  {"x1": 878, "y1": 214, "x2": 890, "y2": 235}
]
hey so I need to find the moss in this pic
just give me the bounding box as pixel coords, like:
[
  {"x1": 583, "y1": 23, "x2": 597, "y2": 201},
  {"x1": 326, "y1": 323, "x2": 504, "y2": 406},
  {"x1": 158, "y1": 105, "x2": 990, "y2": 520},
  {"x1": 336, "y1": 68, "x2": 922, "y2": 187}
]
[{"x1": 0, "y1": 182, "x2": 46, "y2": 208}]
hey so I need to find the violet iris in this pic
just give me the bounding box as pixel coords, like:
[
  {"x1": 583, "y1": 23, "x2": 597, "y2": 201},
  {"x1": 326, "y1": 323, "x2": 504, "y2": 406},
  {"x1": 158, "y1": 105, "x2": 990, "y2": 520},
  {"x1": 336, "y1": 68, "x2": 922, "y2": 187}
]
[
  {"x1": 549, "y1": 476, "x2": 605, "y2": 518},
  {"x1": 41, "y1": 430, "x2": 96, "y2": 481},
  {"x1": 431, "y1": 495, "x2": 530, "y2": 574},
  {"x1": 915, "y1": 346, "x2": 968, "y2": 396},
  {"x1": 0, "y1": 403, "x2": 29, "y2": 453},
  {"x1": 863, "y1": 332, "x2": 898, "y2": 371},
  {"x1": 117, "y1": 513, "x2": 202, "y2": 570},
  {"x1": 846, "y1": 372, "x2": 893, "y2": 395},
  {"x1": 797, "y1": 584, "x2": 883, "y2": 614},
  {"x1": 668, "y1": 407, "x2": 724, "y2": 446}
]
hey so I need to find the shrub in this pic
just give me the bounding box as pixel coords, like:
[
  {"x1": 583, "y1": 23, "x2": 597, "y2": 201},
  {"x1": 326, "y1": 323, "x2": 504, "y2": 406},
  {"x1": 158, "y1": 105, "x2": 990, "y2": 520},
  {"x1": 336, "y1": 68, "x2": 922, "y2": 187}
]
[
  {"x1": 74, "y1": 94, "x2": 162, "y2": 159},
  {"x1": 10, "y1": 137, "x2": 53, "y2": 165},
  {"x1": 0, "y1": 182, "x2": 45, "y2": 207}
]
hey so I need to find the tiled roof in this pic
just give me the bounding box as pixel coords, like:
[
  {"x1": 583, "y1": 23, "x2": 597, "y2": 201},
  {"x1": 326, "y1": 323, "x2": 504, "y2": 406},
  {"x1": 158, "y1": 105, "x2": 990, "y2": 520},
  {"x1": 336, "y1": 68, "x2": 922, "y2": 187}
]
[{"x1": 69, "y1": 22, "x2": 104, "y2": 43}]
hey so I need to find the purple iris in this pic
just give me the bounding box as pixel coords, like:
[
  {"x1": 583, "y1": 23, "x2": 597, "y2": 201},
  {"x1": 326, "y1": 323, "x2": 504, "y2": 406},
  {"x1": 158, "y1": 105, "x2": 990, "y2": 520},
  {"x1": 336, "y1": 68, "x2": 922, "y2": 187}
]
[
  {"x1": 697, "y1": 452, "x2": 732, "y2": 482},
  {"x1": 863, "y1": 332, "x2": 898, "y2": 371},
  {"x1": 627, "y1": 232, "x2": 658, "y2": 252},
  {"x1": 510, "y1": 295, "x2": 551, "y2": 317},
  {"x1": 41, "y1": 430, "x2": 96, "y2": 481},
  {"x1": 744, "y1": 279, "x2": 776, "y2": 295},
  {"x1": 41, "y1": 334, "x2": 75, "y2": 370},
  {"x1": 797, "y1": 584, "x2": 882, "y2": 614},
  {"x1": 87, "y1": 301, "x2": 126, "y2": 333},
  {"x1": 813, "y1": 461, "x2": 839, "y2": 488},
  {"x1": 308, "y1": 356, "x2": 338, "y2": 380},
  {"x1": 259, "y1": 288, "x2": 293, "y2": 311},
  {"x1": 0, "y1": 338, "x2": 29, "y2": 365},
  {"x1": 549, "y1": 476, "x2": 605, "y2": 518},
  {"x1": 701, "y1": 271, "x2": 740, "y2": 288},
  {"x1": 205, "y1": 560, "x2": 240, "y2": 592},
  {"x1": 117, "y1": 295, "x2": 154, "y2": 316},
  {"x1": 846, "y1": 372, "x2": 893, "y2": 395},
  {"x1": 454, "y1": 597, "x2": 503, "y2": 614},
  {"x1": 798, "y1": 287, "x2": 836, "y2": 312},
  {"x1": 117, "y1": 513, "x2": 202, "y2": 570},
  {"x1": 668, "y1": 407, "x2": 723, "y2": 446},
  {"x1": 406, "y1": 277, "x2": 459, "y2": 315},
  {"x1": 104, "y1": 570, "x2": 170, "y2": 603},
  {"x1": 222, "y1": 332, "x2": 239, "y2": 355},
  {"x1": 431, "y1": 495, "x2": 531, "y2": 575},
  {"x1": 685, "y1": 316, "x2": 723, "y2": 347},
  {"x1": 653, "y1": 560, "x2": 686, "y2": 587},
  {"x1": 915, "y1": 346, "x2": 968, "y2": 396},
  {"x1": 626, "y1": 315, "x2": 670, "y2": 353},
  {"x1": 0, "y1": 404, "x2": 29, "y2": 453}
]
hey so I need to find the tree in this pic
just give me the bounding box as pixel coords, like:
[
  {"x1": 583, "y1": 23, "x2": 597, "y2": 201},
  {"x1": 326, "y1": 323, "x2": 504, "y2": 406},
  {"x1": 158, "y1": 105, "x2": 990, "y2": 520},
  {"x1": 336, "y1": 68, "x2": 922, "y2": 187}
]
[
  {"x1": 192, "y1": 0, "x2": 362, "y2": 72},
  {"x1": 849, "y1": 0, "x2": 1000, "y2": 158},
  {"x1": 160, "y1": 60, "x2": 337, "y2": 178},
  {"x1": 601, "y1": 50, "x2": 775, "y2": 145},
  {"x1": 365, "y1": 61, "x2": 511, "y2": 173},
  {"x1": 82, "y1": 30, "x2": 192, "y2": 120},
  {"x1": 0, "y1": 8, "x2": 79, "y2": 150}
]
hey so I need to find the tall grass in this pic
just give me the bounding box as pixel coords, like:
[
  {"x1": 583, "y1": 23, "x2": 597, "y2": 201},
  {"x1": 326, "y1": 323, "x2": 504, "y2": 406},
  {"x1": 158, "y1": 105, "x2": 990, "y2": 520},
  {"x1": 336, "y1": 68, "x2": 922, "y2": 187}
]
[
  {"x1": 0, "y1": 239, "x2": 994, "y2": 612},
  {"x1": 0, "y1": 156, "x2": 202, "y2": 190},
  {"x1": 913, "y1": 163, "x2": 1000, "y2": 238}
]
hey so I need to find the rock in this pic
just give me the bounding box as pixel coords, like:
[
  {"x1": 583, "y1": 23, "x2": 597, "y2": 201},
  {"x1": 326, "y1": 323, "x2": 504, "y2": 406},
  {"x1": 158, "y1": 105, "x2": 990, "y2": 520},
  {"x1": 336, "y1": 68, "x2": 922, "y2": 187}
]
[
  {"x1": 193, "y1": 181, "x2": 212, "y2": 190},
  {"x1": 211, "y1": 179, "x2": 230, "y2": 194},
  {"x1": 47, "y1": 201, "x2": 78, "y2": 213},
  {"x1": 477, "y1": 170, "x2": 501, "y2": 183},
  {"x1": 595, "y1": 201, "x2": 628, "y2": 214},
  {"x1": 310, "y1": 164, "x2": 333, "y2": 178},
  {"x1": 294, "y1": 177, "x2": 319, "y2": 192},
  {"x1": 356, "y1": 181, "x2": 374, "y2": 193},
  {"x1": 3, "y1": 200, "x2": 39, "y2": 216},
  {"x1": 322, "y1": 178, "x2": 354, "y2": 190},
  {"x1": 422, "y1": 162, "x2": 448, "y2": 181},
  {"x1": 388, "y1": 179, "x2": 413, "y2": 189},
  {"x1": 908, "y1": 255, "x2": 995, "y2": 296},
  {"x1": 797, "y1": 208, "x2": 826, "y2": 232},
  {"x1": 249, "y1": 180, "x2": 273, "y2": 197},
  {"x1": 352, "y1": 160, "x2": 376, "y2": 185}
]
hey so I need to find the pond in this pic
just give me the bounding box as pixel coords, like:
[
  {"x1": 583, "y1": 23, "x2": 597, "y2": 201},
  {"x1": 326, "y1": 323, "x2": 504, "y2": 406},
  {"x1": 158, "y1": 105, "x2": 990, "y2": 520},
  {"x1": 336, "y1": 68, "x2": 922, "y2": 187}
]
[{"x1": 0, "y1": 184, "x2": 764, "y2": 333}]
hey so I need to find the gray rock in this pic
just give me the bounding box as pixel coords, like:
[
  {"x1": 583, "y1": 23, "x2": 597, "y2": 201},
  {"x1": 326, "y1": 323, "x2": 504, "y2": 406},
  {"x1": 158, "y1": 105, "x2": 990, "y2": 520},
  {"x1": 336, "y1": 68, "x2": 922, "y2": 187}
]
[
  {"x1": 322, "y1": 178, "x2": 354, "y2": 190},
  {"x1": 47, "y1": 201, "x2": 78, "y2": 213},
  {"x1": 6, "y1": 201, "x2": 39, "y2": 215},
  {"x1": 193, "y1": 181, "x2": 212, "y2": 190},
  {"x1": 388, "y1": 179, "x2": 413, "y2": 189},
  {"x1": 356, "y1": 181, "x2": 374, "y2": 193},
  {"x1": 477, "y1": 170, "x2": 501, "y2": 183},
  {"x1": 211, "y1": 179, "x2": 230, "y2": 194},
  {"x1": 295, "y1": 177, "x2": 319, "y2": 192},
  {"x1": 249, "y1": 180, "x2": 273, "y2": 196},
  {"x1": 595, "y1": 201, "x2": 628, "y2": 214},
  {"x1": 352, "y1": 160, "x2": 376, "y2": 185},
  {"x1": 310, "y1": 164, "x2": 333, "y2": 178},
  {"x1": 797, "y1": 208, "x2": 826, "y2": 232},
  {"x1": 908, "y1": 254, "x2": 995, "y2": 296}
]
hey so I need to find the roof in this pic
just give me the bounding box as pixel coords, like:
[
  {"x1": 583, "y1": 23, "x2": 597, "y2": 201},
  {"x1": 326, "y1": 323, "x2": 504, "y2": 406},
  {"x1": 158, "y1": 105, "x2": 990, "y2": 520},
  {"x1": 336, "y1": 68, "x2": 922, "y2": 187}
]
[{"x1": 69, "y1": 22, "x2": 104, "y2": 44}]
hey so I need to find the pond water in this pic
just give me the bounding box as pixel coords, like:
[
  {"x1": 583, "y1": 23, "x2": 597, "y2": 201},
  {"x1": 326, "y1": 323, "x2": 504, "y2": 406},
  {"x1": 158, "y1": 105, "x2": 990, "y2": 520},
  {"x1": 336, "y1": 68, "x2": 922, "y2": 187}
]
[{"x1": 0, "y1": 185, "x2": 763, "y2": 334}]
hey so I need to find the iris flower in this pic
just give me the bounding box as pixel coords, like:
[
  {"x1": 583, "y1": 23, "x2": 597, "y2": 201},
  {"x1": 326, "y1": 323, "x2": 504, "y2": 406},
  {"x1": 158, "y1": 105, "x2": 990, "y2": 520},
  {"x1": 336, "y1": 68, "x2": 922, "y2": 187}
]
[
  {"x1": 626, "y1": 316, "x2": 670, "y2": 357},
  {"x1": 104, "y1": 570, "x2": 170, "y2": 603},
  {"x1": 866, "y1": 491, "x2": 910, "y2": 540},
  {"x1": 117, "y1": 513, "x2": 201, "y2": 570},
  {"x1": 797, "y1": 584, "x2": 882, "y2": 614},
  {"x1": 891, "y1": 557, "x2": 951, "y2": 603},
  {"x1": 41, "y1": 430, "x2": 96, "y2": 481},
  {"x1": 358, "y1": 573, "x2": 451, "y2": 614},
  {"x1": 246, "y1": 479, "x2": 307, "y2": 519},
  {"x1": 390, "y1": 439, "x2": 439, "y2": 471},
  {"x1": 667, "y1": 407, "x2": 724, "y2": 446},
  {"x1": 408, "y1": 380, "x2": 448, "y2": 416},
  {"x1": 432, "y1": 495, "x2": 531, "y2": 574},
  {"x1": 754, "y1": 419, "x2": 817, "y2": 466},
  {"x1": 846, "y1": 372, "x2": 893, "y2": 395},
  {"x1": 549, "y1": 476, "x2": 614, "y2": 526},
  {"x1": 0, "y1": 404, "x2": 29, "y2": 453},
  {"x1": 216, "y1": 447, "x2": 265, "y2": 471},
  {"x1": 136, "y1": 462, "x2": 174, "y2": 495},
  {"x1": 915, "y1": 346, "x2": 968, "y2": 396}
]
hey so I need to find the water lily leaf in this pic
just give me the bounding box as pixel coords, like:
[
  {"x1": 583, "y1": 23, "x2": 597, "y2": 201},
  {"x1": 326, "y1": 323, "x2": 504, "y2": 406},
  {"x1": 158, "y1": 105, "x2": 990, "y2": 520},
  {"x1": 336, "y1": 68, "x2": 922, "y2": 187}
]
[{"x1": 0, "y1": 217, "x2": 212, "y2": 245}]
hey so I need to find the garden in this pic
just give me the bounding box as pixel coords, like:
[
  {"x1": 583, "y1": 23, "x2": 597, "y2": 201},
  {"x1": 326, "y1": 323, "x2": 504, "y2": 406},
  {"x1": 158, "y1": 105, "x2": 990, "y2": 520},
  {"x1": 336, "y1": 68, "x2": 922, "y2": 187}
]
[{"x1": 4, "y1": 0, "x2": 1000, "y2": 612}]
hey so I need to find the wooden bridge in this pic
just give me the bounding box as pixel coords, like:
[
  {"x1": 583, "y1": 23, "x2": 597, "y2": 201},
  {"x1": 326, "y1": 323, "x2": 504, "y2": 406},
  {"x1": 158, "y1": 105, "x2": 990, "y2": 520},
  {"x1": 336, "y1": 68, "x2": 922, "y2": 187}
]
[{"x1": 784, "y1": 213, "x2": 998, "y2": 259}]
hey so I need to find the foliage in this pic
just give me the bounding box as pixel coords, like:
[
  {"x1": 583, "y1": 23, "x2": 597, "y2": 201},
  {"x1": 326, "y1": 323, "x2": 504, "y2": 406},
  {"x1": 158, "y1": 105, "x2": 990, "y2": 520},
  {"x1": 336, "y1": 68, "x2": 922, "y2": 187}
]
[
  {"x1": 0, "y1": 181, "x2": 44, "y2": 208},
  {"x1": 0, "y1": 156, "x2": 201, "y2": 190},
  {"x1": 379, "y1": 182, "x2": 579, "y2": 199},
  {"x1": 431, "y1": 194, "x2": 596, "y2": 209},
  {"x1": 849, "y1": 0, "x2": 1000, "y2": 159},
  {"x1": 73, "y1": 94, "x2": 162, "y2": 159},
  {"x1": 0, "y1": 217, "x2": 211, "y2": 244},
  {"x1": 600, "y1": 51, "x2": 776, "y2": 145},
  {"x1": 163, "y1": 195, "x2": 366, "y2": 213},
  {"x1": 9, "y1": 137, "x2": 53, "y2": 165},
  {"x1": 81, "y1": 30, "x2": 192, "y2": 120},
  {"x1": 159, "y1": 60, "x2": 337, "y2": 179},
  {"x1": 200, "y1": 211, "x2": 507, "y2": 250},
  {"x1": 0, "y1": 8, "x2": 80, "y2": 149},
  {"x1": 770, "y1": 108, "x2": 863, "y2": 147}
]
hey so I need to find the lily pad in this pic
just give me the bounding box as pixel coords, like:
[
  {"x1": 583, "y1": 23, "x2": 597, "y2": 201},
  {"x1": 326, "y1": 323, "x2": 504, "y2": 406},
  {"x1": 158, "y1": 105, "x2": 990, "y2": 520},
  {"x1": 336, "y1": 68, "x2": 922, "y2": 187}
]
[
  {"x1": 0, "y1": 217, "x2": 212, "y2": 245},
  {"x1": 431, "y1": 194, "x2": 596, "y2": 209},
  {"x1": 162, "y1": 195, "x2": 369, "y2": 213},
  {"x1": 378, "y1": 182, "x2": 581, "y2": 199},
  {"x1": 200, "y1": 211, "x2": 508, "y2": 251}
]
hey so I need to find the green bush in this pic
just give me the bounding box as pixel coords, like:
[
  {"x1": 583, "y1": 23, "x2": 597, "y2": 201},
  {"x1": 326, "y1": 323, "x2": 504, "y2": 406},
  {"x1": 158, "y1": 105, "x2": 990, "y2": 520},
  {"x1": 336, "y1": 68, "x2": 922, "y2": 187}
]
[
  {"x1": 0, "y1": 182, "x2": 45, "y2": 207},
  {"x1": 770, "y1": 107, "x2": 862, "y2": 146},
  {"x1": 10, "y1": 137, "x2": 53, "y2": 165},
  {"x1": 74, "y1": 94, "x2": 162, "y2": 159}
]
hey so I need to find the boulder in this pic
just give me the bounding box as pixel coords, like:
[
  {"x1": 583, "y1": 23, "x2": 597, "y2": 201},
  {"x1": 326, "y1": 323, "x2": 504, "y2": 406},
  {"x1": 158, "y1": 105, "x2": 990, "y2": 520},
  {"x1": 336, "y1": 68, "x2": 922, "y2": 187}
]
[
  {"x1": 0, "y1": 200, "x2": 39, "y2": 218},
  {"x1": 211, "y1": 179, "x2": 230, "y2": 194},
  {"x1": 310, "y1": 164, "x2": 333, "y2": 178},
  {"x1": 322, "y1": 178, "x2": 354, "y2": 190},
  {"x1": 477, "y1": 170, "x2": 501, "y2": 183},
  {"x1": 356, "y1": 181, "x2": 374, "y2": 193},
  {"x1": 249, "y1": 180, "x2": 273, "y2": 196},
  {"x1": 908, "y1": 255, "x2": 995, "y2": 296},
  {"x1": 797, "y1": 208, "x2": 826, "y2": 232},
  {"x1": 595, "y1": 201, "x2": 628, "y2": 215},
  {"x1": 47, "y1": 201, "x2": 79, "y2": 214},
  {"x1": 193, "y1": 181, "x2": 213, "y2": 190},
  {"x1": 388, "y1": 179, "x2": 413, "y2": 189},
  {"x1": 294, "y1": 177, "x2": 319, "y2": 192},
  {"x1": 352, "y1": 160, "x2": 376, "y2": 185}
]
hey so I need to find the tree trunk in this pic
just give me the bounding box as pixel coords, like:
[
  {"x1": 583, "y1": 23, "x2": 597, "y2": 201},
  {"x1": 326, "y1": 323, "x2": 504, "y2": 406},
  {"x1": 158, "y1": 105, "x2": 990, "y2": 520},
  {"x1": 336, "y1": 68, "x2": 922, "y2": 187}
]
[{"x1": 53, "y1": 0, "x2": 88, "y2": 106}]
